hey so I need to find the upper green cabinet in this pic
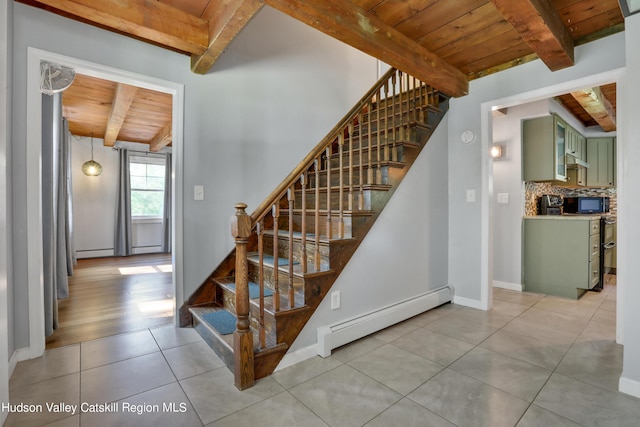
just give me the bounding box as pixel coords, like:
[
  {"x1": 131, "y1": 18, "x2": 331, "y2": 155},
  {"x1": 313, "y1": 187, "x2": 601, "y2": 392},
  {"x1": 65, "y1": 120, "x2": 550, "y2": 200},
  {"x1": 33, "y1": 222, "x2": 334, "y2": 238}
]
[
  {"x1": 586, "y1": 137, "x2": 616, "y2": 187},
  {"x1": 523, "y1": 115, "x2": 567, "y2": 182}
]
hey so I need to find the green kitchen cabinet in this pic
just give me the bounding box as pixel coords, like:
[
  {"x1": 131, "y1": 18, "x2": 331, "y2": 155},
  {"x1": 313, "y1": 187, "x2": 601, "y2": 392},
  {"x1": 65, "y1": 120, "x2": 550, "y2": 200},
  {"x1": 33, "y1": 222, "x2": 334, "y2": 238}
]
[
  {"x1": 523, "y1": 217, "x2": 600, "y2": 299},
  {"x1": 523, "y1": 115, "x2": 567, "y2": 182},
  {"x1": 586, "y1": 137, "x2": 615, "y2": 187}
]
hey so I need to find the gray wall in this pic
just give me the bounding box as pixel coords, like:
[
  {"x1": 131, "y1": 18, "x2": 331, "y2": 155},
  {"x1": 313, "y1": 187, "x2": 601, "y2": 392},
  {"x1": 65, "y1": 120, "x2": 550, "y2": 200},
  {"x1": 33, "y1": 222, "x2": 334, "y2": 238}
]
[
  {"x1": 620, "y1": 11, "x2": 640, "y2": 396},
  {"x1": 291, "y1": 115, "x2": 450, "y2": 350},
  {"x1": 10, "y1": 4, "x2": 378, "y2": 349},
  {"x1": 1, "y1": 0, "x2": 13, "y2": 420}
]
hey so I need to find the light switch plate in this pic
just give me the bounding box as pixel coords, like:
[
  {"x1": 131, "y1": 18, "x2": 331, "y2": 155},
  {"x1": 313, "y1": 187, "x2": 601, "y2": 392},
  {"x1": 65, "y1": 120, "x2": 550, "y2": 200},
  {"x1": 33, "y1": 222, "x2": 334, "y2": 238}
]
[
  {"x1": 331, "y1": 291, "x2": 340, "y2": 310},
  {"x1": 466, "y1": 189, "x2": 476, "y2": 203},
  {"x1": 497, "y1": 193, "x2": 509, "y2": 204},
  {"x1": 194, "y1": 185, "x2": 204, "y2": 201}
]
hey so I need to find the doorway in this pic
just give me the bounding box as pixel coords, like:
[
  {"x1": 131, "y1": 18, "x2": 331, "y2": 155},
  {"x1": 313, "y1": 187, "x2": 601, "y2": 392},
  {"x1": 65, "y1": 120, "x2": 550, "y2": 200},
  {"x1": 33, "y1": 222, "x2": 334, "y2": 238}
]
[{"x1": 25, "y1": 48, "x2": 184, "y2": 358}]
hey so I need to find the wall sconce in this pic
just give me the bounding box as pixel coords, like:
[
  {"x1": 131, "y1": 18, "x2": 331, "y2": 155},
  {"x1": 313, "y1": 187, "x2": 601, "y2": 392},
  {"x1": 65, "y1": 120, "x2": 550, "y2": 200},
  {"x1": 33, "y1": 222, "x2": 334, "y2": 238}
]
[
  {"x1": 490, "y1": 145, "x2": 503, "y2": 159},
  {"x1": 82, "y1": 133, "x2": 103, "y2": 176}
]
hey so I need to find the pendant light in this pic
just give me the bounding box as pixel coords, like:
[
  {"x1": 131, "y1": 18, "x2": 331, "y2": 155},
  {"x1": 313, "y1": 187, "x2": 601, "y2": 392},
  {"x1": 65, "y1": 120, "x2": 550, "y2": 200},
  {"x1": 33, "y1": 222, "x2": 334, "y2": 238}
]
[{"x1": 82, "y1": 133, "x2": 103, "y2": 176}]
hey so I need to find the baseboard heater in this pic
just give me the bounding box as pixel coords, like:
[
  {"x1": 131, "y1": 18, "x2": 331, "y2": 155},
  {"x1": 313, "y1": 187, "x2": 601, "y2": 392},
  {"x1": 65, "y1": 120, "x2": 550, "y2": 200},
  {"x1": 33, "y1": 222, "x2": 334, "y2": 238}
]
[{"x1": 317, "y1": 286, "x2": 453, "y2": 357}]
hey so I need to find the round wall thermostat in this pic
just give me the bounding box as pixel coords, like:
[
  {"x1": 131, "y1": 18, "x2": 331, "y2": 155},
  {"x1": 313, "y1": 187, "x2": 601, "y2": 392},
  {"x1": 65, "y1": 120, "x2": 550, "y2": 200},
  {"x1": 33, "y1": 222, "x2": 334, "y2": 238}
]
[{"x1": 461, "y1": 130, "x2": 476, "y2": 144}]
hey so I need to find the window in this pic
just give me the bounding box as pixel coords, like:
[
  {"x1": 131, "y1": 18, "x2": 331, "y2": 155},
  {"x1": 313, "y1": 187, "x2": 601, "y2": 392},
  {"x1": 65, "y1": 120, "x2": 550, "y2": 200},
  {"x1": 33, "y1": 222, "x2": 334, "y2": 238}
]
[{"x1": 129, "y1": 156, "x2": 166, "y2": 218}]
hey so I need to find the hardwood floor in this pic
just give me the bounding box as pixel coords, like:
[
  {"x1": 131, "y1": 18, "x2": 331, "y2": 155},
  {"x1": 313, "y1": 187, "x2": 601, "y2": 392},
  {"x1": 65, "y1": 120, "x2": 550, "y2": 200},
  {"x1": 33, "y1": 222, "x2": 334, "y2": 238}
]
[{"x1": 46, "y1": 253, "x2": 174, "y2": 349}]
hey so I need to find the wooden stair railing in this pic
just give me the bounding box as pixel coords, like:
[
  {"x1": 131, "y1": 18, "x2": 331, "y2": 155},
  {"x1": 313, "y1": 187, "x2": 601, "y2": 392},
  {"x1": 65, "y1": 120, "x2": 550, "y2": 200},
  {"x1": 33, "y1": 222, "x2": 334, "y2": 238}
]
[{"x1": 180, "y1": 68, "x2": 450, "y2": 390}]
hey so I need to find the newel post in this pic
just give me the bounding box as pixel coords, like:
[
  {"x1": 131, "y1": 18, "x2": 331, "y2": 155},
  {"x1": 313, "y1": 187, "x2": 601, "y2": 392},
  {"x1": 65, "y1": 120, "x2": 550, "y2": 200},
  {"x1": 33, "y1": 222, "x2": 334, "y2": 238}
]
[{"x1": 231, "y1": 202, "x2": 254, "y2": 390}]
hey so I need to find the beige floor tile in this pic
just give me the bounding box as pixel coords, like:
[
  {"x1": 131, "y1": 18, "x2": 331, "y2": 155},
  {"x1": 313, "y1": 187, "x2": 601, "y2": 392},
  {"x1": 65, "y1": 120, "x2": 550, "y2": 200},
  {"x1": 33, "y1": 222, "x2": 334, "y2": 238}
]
[
  {"x1": 163, "y1": 340, "x2": 225, "y2": 380},
  {"x1": 533, "y1": 295, "x2": 600, "y2": 319},
  {"x1": 289, "y1": 364, "x2": 401, "y2": 427},
  {"x1": 81, "y1": 352, "x2": 175, "y2": 404},
  {"x1": 150, "y1": 324, "x2": 203, "y2": 350},
  {"x1": 80, "y1": 382, "x2": 202, "y2": 427},
  {"x1": 535, "y1": 373, "x2": 640, "y2": 427},
  {"x1": 493, "y1": 289, "x2": 544, "y2": 306},
  {"x1": 364, "y1": 397, "x2": 455, "y2": 427},
  {"x1": 4, "y1": 373, "x2": 80, "y2": 427},
  {"x1": 43, "y1": 415, "x2": 80, "y2": 427},
  {"x1": 207, "y1": 391, "x2": 327, "y2": 427},
  {"x1": 516, "y1": 405, "x2": 582, "y2": 427},
  {"x1": 180, "y1": 367, "x2": 283, "y2": 425},
  {"x1": 348, "y1": 344, "x2": 444, "y2": 395},
  {"x1": 9, "y1": 344, "x2": 79, "y2": 389},
  {"x1": 331, "y1": 334, "x2": 387, "y2": 363},
  {"x1": 80, "y1": 330, "x2": 159, "y2": 370},
  {"x1": 479, "y1": 329, "x2": 567, "y2": 370},
  {"x1": 392, "y1": 327, "x2": 474, "y2": 366},
  {"x1": 408, "y1": 368, "x2": 529, "y2": 427},
  {"x1": 450, "y1": 347, "x2": 552, "y2": 402},
  {"x1": 271, "y1": 355, "x2": 342, "y2": 389},
  {"x1": 592, "y1": 307, "x2": 616, "y2": 325}
]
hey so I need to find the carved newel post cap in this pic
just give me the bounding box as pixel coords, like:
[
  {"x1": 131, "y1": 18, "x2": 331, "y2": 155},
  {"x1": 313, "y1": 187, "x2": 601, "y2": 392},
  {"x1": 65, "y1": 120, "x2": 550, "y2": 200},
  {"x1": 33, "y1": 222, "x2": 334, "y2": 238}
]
[{"x1": 231, "y1": 202, "x2": 251, "y2": 239}]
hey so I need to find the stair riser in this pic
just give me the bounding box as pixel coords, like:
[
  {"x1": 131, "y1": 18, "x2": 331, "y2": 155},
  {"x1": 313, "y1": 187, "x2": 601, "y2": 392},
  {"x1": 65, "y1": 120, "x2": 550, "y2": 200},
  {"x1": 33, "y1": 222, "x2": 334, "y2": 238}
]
[
  {"x1": 247, "y1": 265, "x2": 306, "y2": 298},
  {"x1": 313, "y1": 162, "x2": 395, "y2": 187},
  {"x1": 292, "y1": 187, "x2": 389, "y2": 212},
  {"x1": 283, "y1": 213, "x2": 354, "y2": 239},
  {"x1": 264, "y1": 237, "x2": 331, "y2": 270},
  {"x1": 192, "y1": 314, "x2": 235, "y2": 371}
]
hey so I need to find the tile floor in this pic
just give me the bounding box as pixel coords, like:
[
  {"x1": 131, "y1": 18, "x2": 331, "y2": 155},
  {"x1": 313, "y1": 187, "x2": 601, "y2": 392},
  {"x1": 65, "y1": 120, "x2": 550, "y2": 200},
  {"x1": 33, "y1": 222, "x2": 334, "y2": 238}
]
[{"x1": 4, "y1": 282, "x2": 638, "y2": 427}]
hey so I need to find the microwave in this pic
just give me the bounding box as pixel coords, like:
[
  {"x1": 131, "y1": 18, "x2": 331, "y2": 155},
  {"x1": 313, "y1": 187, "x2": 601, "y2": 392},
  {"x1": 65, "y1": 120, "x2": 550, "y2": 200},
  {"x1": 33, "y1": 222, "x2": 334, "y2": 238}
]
[{"x1": 563, "y1": 196, "x2": 610, "y2": 214}]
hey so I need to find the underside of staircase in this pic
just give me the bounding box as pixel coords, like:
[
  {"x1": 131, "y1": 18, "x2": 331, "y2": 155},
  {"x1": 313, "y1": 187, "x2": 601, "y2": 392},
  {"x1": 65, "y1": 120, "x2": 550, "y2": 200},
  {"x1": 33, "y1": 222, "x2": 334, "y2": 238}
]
[{"x1": 179, "y1": 68, "x2": 450, "y2": 389}]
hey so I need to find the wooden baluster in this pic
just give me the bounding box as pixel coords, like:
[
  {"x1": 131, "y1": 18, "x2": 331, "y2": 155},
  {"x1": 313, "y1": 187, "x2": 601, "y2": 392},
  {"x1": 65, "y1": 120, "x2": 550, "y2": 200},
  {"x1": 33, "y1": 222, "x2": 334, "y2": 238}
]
[
  {"x1": 272, "y1": 203, "x2": 280, "y2": 312},
  {"x1": 231, "y1": 203, "x2": 254, "y2": 390},
  {"x1": 300, "y1": 173, "x2": 307, "y2": 274},
  {"x1": 338, "y1": 132, "x2": 345, "y2": 239},
  {"x1": 358, "y1": 111, "x2": 364, "y2": 210},
  {"x1": 384, "y1": 81, "x2": 390, "y2": 162},
  {"x1": 398, "y1": 71, "x2": 405, "y2": 143},
  {"x1": 257, "y1": 219, "x2": 265, "y2": 349},
  {"x1": 367, "y1": 101, "x2": 373, "y2": 185},
  {"x1": 376, "y1": 86, "x2": 382, "y2": 184},
  {"x1": 314, "y1": 158, "x2": 321, "y2": 271},
  {"x1": 287, "y1": 187, "x2": 295, "y2": 308},
  {"x1": 418, "y1": 79, "x2": 425, "y2": 123},
  {"x1": 325, "y1": 145, "x2": 332, "y2": 240},
  {"x1": 391, "y1": 73, "x2": 398, "y2": 162},
  {"x1": 411, "y1": 77, "x2": 418, "y2": 122},
  {"x1": 348, "y1": 123, "x2": 354, "y2": 212}
]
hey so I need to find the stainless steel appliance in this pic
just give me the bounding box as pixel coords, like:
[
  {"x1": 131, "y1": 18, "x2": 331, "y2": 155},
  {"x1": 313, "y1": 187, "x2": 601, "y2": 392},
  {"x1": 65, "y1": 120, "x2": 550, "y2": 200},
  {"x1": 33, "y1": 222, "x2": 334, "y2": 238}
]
[
  {"x1": 598, "y1": 217, "x2": 616, "y2": 291},
  {"x1": 538, "y1": 194, "x2": 563, "y2": 215}
]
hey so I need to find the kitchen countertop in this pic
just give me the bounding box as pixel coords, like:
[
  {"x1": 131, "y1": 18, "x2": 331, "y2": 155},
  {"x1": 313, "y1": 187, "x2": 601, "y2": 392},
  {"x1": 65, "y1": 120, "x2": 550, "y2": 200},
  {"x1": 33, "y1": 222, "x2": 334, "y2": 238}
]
[{"x1": 523, "y1": 215, "x2": 603, "y2": 220}]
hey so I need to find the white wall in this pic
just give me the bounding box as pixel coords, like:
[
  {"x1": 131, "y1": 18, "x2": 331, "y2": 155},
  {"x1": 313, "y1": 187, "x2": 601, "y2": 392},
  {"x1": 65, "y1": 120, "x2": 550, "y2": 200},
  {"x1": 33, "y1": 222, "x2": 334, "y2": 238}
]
[
  {"x1": 10, "y1": 4, "x2": 378, "y2": 353},
  {"x1": 291, "y1": 115, "x2": 450, "y2": 351},
  {"x1": 619, "y1": 12, "x2": 640, "y2": 399},
  {"x1": 1, "y1": 0, "x2": 13, "y2": 421},
  {"x1": 71, "y1": 137, "x2": 119, "y2": 258},
  {"x1": 448, "y1": 32, "x2": 625, "y2": 309}
]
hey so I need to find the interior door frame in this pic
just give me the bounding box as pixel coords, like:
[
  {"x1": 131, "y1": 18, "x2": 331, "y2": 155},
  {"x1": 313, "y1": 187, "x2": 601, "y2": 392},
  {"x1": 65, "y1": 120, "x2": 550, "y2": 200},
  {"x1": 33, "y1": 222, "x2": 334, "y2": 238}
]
[{"x1": 24, "y1": 47, "x2": 185, "y2": 358}]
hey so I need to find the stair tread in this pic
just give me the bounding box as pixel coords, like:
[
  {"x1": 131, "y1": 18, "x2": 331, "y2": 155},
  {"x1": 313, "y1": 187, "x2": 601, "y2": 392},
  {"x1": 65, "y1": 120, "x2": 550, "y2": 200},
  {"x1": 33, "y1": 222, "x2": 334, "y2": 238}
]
[
  {"x1": 264, "y1": 229, "x2": 356, "y2": 244},
  {"x1": 247, "y1": 252, "x2": 332, "y2": 275},
  {"x1": 212, "y1": 277, "x2": 308, "y2": 313}
]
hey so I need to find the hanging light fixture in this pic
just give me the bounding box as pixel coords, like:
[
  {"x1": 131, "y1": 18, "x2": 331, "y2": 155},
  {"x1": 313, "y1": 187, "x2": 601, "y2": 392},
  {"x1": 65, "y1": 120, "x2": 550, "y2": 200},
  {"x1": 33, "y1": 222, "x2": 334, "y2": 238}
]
[{"x1": 82, "y1": 133, "x2": 103, "y2": 176}]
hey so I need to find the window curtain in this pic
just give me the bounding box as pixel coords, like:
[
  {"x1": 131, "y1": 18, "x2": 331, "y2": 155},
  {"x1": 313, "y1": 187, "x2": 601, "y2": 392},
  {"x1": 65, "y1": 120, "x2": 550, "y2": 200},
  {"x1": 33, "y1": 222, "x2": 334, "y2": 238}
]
[
  {"x1": 162, "y1": 152, "x2": 172, "y2": 253},
  {"x1": 114, "y1": 149, "x2": 132, "y2": 256},
  {"x1": 42, "y1": 93, "x2": 74, "y2": 336}
]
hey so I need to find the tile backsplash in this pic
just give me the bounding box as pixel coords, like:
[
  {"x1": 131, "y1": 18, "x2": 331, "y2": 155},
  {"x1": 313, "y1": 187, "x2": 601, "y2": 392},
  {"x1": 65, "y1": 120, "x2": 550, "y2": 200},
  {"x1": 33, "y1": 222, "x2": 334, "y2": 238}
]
[{"x1": 524, "y1": 182, "x2": 617, "y2": 217}]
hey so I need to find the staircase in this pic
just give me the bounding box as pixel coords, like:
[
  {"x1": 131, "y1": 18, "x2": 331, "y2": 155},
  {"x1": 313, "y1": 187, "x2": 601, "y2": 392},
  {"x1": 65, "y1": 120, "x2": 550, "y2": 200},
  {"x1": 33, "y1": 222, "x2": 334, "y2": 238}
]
[{"x1": 179, "y1": 68, "x2": 450, "y2": 389}]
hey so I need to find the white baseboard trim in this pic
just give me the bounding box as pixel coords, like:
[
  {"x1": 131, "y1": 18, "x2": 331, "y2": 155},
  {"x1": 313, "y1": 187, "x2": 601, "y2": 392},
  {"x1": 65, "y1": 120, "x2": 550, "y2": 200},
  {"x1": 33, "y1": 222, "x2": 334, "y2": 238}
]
[
  {"x1": 493, "y1": 281, "x2": 523, "y2": 292},
  {"x1": 452, "y1": 295, "x2": 485, "y2": 310},
  {"x1": 76, "y1": 249, "x2": 114, "y2": 259},
  {"x1": 275, "y1": 344, "x2": 319, "y2": 372},
  {"x1": 619, "y1": 376, "x2": 640, "y2": 399},
  {"x1": 317, "y1": 286, "x2": 452, "y2": 358},
  {"x1": 8, "y1": 347, "x2": 35, "y2": 379},
  {"x1": 132, "y1": 246, "x2": 163, "y2": 255}
]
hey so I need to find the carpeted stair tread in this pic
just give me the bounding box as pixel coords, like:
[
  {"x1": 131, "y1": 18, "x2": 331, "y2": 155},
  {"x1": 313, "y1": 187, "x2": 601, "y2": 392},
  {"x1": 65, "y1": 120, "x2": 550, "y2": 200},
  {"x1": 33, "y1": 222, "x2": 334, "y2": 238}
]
[
  {"x1": 227, "y1": 282, "x2": 273, "y2": 299},
  {"x1": 201, "y1": 310, "x2": 236, "y2": 335}
]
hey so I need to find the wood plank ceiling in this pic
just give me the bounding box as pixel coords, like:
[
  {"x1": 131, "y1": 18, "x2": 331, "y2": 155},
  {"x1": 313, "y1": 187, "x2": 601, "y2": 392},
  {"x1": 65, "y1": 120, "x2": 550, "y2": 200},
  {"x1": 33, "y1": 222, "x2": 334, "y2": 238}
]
[{"x1": 24, "y1": 0, "x2": 624, "y2": 147}]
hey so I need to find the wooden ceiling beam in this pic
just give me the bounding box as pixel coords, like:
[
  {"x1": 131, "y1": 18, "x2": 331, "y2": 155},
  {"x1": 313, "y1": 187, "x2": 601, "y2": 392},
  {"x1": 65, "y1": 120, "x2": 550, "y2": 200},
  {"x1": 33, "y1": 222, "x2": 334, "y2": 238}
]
[
  {"x1": 22, "y1": 0, "x2": 209, "y2": 55},
  {"x1": 104, "y1": 84, "x2": 138, "y2": 147},
  {"x1": 489, "y1": 0, "x2": 574, "y2": 71},
  {"x1": 262, "y1": 0, "x2": 468, "y2": 97},
  {"x1": 192, "y1": 0, "x2": 264, "y2": 74},
  {"x1": 149, "y1": 122, "x2": 172, "y2": 152},
  {"x1": 570, "y1": 87, "x2": 616, "y2": 131}
]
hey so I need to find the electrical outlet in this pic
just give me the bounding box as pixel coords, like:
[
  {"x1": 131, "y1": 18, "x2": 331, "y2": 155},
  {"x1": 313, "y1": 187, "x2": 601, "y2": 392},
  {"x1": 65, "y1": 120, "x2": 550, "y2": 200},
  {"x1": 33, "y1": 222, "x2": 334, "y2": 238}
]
[{"x1": 331, "y1": 291, "x2": 340, "y2": 310}]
